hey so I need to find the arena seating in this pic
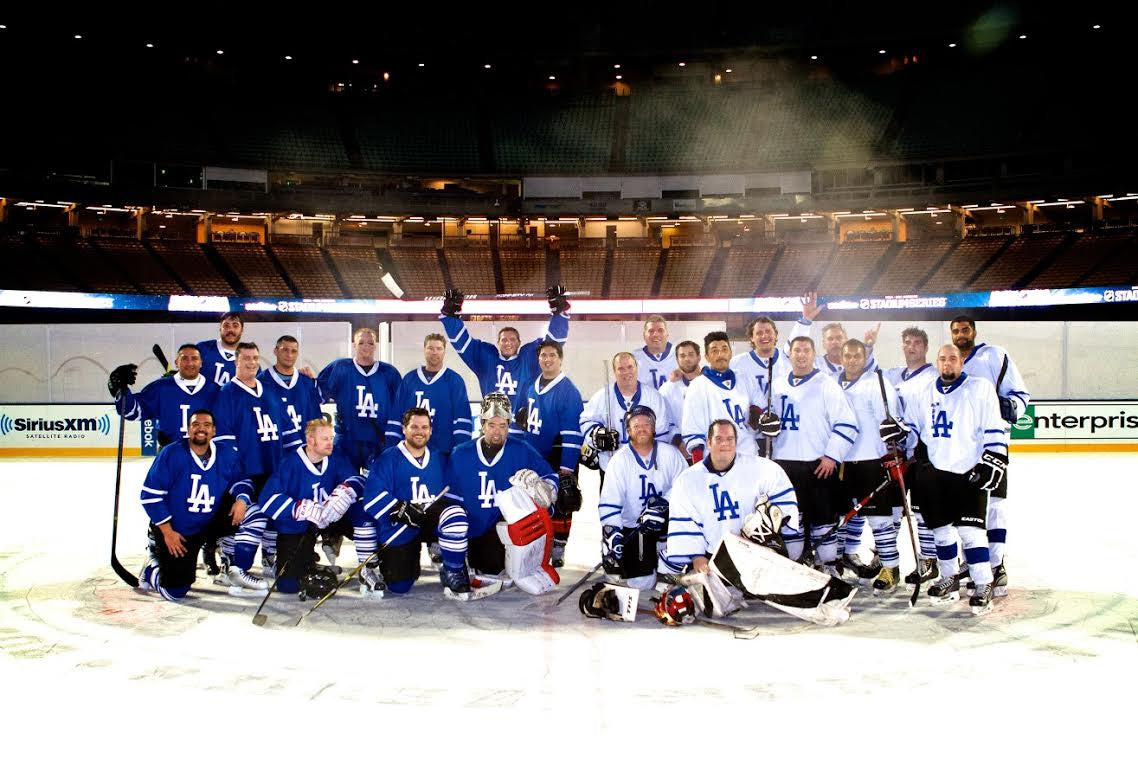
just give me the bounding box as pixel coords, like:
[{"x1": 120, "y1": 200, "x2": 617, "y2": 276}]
[
  {"x1": 443, "y1": 241, "x2": 497, "y2": 295},
  {"x1": 920, "y1": 236, "x2": 1007, "y2": 292},
  {"x1": 268, "y1": 243, "x2": 343, "y2": 298},
  {"x1": 387, "y1": 240, "x2": 446, "y2": 298},
  {"x1": 708, "y1": 244, "x2": 779, "y2": 297},
  {"x1": 658, "y1": 246, "x2": 716, "y2": 298},
  {"x1": 213, "y1": 243, "x2": 292, "y2": 296},
  {"x1": 763, "y1": 241, "x2": 835, "y2": 295},
  {"x1": 1026, "y1": 229, "x2": 1138, "y2": 289},
  {"x1": 89, "y1": 238, "x2": 183, "y2": 295},
  {"x1": 325, "y1": 242, "x2": 395, "y2": 298},
  {"x1": 609, "y1": 239, "x2": 660, "y2": 298},
  {"x1": 34, "y1": 234, "x2": 135, "y2": 294},
  {"x1": 0, "y1": 230, "x2": 79, "y2": 292},
  {"x1": 356, "y1": 111, "x2": 480, "y2": 173},
  {"x1": 223, "y1": 113, "x2": 350, "y2": 171},
  {"x1": 147, "y1": 240, "x2": 236, "y2": 296},
  {"x1": 1079, "y1": 230, "x2": 1138, "y2": 286},
  {"x1": 816, "y1": 240, "x2": 891, "y2": 295},
  {"x1": 492, "y1": 94, "x2": 615, "y2": 173},
  {"x1": 555, "y1": 239, "x2": 607, "y2": 296},
  {"x1": 498, "y1": 237, "x2": 547, "y2": 294},
  {"x1": 969, "y1": 232, "x2": 1069, "y2": 291}
]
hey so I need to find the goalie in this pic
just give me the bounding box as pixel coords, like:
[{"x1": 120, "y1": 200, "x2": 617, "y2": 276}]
[{"x1": 658, "y1": 419, "x2": 857, "y2": 627}]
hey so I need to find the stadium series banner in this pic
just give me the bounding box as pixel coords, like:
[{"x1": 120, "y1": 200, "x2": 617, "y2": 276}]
[
  {"x1": 1010, "y1": 400, "x2": 1138, "y2": 452},
  {"x1": 0, "y1": 404, "x2": 142, "y2": 456}
]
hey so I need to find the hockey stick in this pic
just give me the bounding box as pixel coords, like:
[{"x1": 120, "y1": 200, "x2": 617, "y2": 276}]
[
  {"x1": 152, "y1": 343, "x2": 170, "y2": 373},
  {"x1": 252, "y1": 529, "x2": 319, "y2": 626},
  {"x1": 762, "y1": 353, "x2": 774, "y2": 458},
  {"x1": 876, "y1": 368, "x2": 923, "y2": 607},
  {"x1": 109, "y1": 411, "x2": 139, "y2": 587},
  {"x1": 812, "y1": 475, "x2": 894, "y2": 544},
  {"x1": 293, "y1": 486, "x2": 449, "y2": 626},
  {"x1": 553, "y1": 560, "x2": 604, "y2": 606}
]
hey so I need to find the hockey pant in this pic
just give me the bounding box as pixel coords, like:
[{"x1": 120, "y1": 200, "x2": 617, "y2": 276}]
[
  {"x1": 495, "y1": 484, "x2": 560, "y2": 595},
  {"x1": 710, "y1": 533, "x2": 857, "y2": 626}
]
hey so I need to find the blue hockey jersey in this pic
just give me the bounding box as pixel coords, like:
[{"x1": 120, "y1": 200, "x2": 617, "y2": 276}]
[
  {"x1": 213, "y1": 378, "x2": 299, "y2": 478},
  {"x1": 438, "y1": 313, "x2": 569, "y2": 402},
  {"x1": 317, "y1": 358, "x2": 402, "y2": 470},
  {"x1": 516, "y1": 373, "x2": 584, "y2": 471},
  {"x1": 359, "y1": 442, "x2": 449, "y2": 548},
  {"x1": 114, "y1": 374, "x2": 220, "y2": 443},
  {"x1": 259, "y1": 446, "x2": 365, "y2": 534},
  {"x1": 139, "y1": 440, "x2": 253, "y2": 536},
  {"x1": 446, "y1": 437, "x2": 555, "y2": 539},
  {"x1": 384, "y1": 366, "x2": 472, "y2": 454},
  {"x1": 196, "y1": 339, "x2": 237, "y2": 388},
  {"x1": 260, "y1": 366, "x2": 323, "y2": 438}
]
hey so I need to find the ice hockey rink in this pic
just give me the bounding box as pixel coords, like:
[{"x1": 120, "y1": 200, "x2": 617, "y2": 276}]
[{"x1": 1, "y1": 451, "x2": 1134, "y2": 752}]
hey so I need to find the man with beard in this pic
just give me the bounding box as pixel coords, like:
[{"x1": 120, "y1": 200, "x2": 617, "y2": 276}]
[
  {"x1": 681, "y1": 332, "x2": 758, "y2": 462},
  {"x1": 660, "y1": 340, "x2": 701, "y2": 459},
  {"x1": 108, "y1": 343, "x2": 220, "y2": 448},
  {"x1": 197, "y1": 311, "x2": 244, "y2": 388},
  {"x1": 633, "y1": 315, "x2": 678, "y2": 391},
  {"x1": 385, "y1": 333, "x2": 472, "y2": 456}
]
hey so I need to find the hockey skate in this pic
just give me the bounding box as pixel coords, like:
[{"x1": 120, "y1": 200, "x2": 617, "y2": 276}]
[
  {"x1": 227, "y1": 566, "x2": 270, "y2": 597},
  {"x1": 905, "y1": 558, "x2": 938, "y2": 584},
  {"x1": 427, "y1": 542, "x2": 443, "y2": 565},
  {"x1": 872, "y1": 565, "x2": 899, "y2": 596},
  {"x1": 201, "y1": 542, "x2": 220, "y2": 576},
  {"x1": 970, "y1": 583, "x2": 994, "y2": 615},
  {"x1": 551, "y1": 538, "x2": 567, "y2": 568},
  {"x1": 992, "y1": 563, "x2": 1008, "y2": 597},
  {"x1": 213, "y1": 555, "x2": 233, "y2": 587},
  {"x1": 927, "y1": 575, "x2": 961, "y2": 605},
  {"x1": 261, "y1": 553, "x2": 277, "y2": 581},
  {"x1": 443, "y1": 564, "x2": 504, "y2": 601},
  {"x1": 321, "y1": 534, "x2": 343, "y2": 574},
  {"x1": 841, "y1": 552, "x2": 881, "y2": 581},
  {"x1": 359, "y1": 562, "x2": 386, "y2": 599}
]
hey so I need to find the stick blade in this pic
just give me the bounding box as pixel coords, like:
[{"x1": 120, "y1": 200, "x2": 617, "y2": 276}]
[
  {"x1": 252, "y1": 613, "x2": 269, "y2": 627},
  {"x1": 111, "y1": 557, "x2": 139, "y2": 588}
]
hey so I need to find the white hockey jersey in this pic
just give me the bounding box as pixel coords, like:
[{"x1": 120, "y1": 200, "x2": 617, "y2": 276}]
[
  {"x1": 838, "y1": 369, "x2": 901, "y2": 461},
  {"x1": 961, "y1": 343, "x2": 1031, "y2": 418},
  {"x1": 633, "y1": 343, "x2": 678, "y2": 392},
  {"x1": 901, "y1": 373, "x2": 1009, "y2": 474},
  {"x1": 666, "y1": 453, "x2": 799, "y2": 565},
  {"x1": 580, "y1": 381, "x2": 673, "y2": 471},
  {"x1": 729, "y1": 349, "x2": 788, "y2": 407},
  {"x1": 884, "y1": 363, "x2": 937, "y2": 418},
  {"x1": 681, "y1": 368, "x2": 757, "y2": 457},
  {"x1": 597, "y1": 441, "x2": 689, "y2": 529},
  {"x1": 659, "y1": 376, "x2": 694, "y2": 438},
  {"x1": 770, "y1": 370, "x2": 857, "y2": 463}
]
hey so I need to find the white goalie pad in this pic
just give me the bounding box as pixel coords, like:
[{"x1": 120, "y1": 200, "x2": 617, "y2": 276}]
[
  {"x1": 495, "y1": 485, "x2": 560, "y2": 595},
  {"x1": 679, "y1": 571, "x2": 746, "y2": 618},
  {"x1": 710, "y1": 533, "x2": 857, "y2": 627}
]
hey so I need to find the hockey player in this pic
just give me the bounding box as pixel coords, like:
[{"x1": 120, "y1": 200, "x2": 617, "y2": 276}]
[
  {"x1": 384, "y1": 333, "x2": 472, "y2": 456},
  {"x1": 108, "y1": 343, "x2": 220, "y2": 447},
  {"x1": 730, "y1": 315, "x2": 794, "y2": 401},
  {"x1": 262, "y1": 335, "x2": 323, "y2": 439},
  {"x1": 837, "y1": 339, "x2": 903, "y2": 591},
  {"x1": 596, "y1": 405, "x2": 688, "y2": 590},
  {"x1": 136, "y1": 409, "x2": 255, "y2": 601},
  {"x1": 883, "y1": 326, "x2": 939, "y2": 582},
  {"x1": 770, "y1": 336, "x2": 858, "y2": 574},
  {"x1": 949, "y1": 316, "x2": 1029, "y2": 595},
  {"x1": 659, "y1": 340, "x2": 701, "y2": 458},
  {"x1": 438, "y1": 286, "x2": 570, "y2": 404},
  {"x1": 515, "y1": 340, "x2": 584, "y2": 567},
  {"x1": 799, "y1": 292, "x2": 880, "y2": 377},
  {"x1": 196, "y1": 311, "x2": 244, "y2": 388},
  {"x1": 681, "y1": 332, "x2": 758, "y2": 461},
  {"x1": 355, "y1": 407, "x2": 476, "y2": 598},
  {"x1": 899, "y1": 343, "x2": 1009, "y2": 614},
  {"x1": 226, "y1": 419, "x2": 364, "y2": 596},
  {"x1": 581, "y1": 352, "x2": 673, "y2": 480},
  {"x1": 446, "y1": 393, "x2": 559, "y2": 592},
  {"x1": 633, "y1": 315, "x2": 678, "y2": 391},
  {"x1": 316, "y1": 327, "x2": 401, "y2": 473}
]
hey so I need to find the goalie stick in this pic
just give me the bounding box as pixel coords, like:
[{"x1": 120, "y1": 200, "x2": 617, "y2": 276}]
[
  {"x1": 553, "y1": 560, "x2": 604, "y2": 607},
  {"x1": 292, "y1": 486, "x2": 449, "y2": 626},
  {"x1": 876, "y1": 368, "x2": 923, "y2": 607}
]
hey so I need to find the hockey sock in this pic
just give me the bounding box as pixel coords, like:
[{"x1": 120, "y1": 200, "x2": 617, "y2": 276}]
[
  {"x1": 437, "y1": 503, "x2": 469, "y2": 568},
  {"x1": 868, "y1": 516, "x2": 900, "y2": 568},
  {"x1": 219, "y1": 535, "x2": 236, "y2": 563},
  {"x1": 915, "y1": 510, "x2": 936, "y2": 560},
  {"x1": 388, "y1": 579, "x2": 414, "y2": 594},
  {"x1": 353, "y1": 524, "x2": 378, "y2": 564},
  {"x1": 958, "y1": 526, "x2": 993, "y2": 585},
  {"x1": 841, "y1": 515, "x2": 865, "y2": 555},
  {"x1": 783, "y1": 530, "x2": 805, "y2": 562},
  {"x1": 262, "y1": 529, "x2": 278, "y2": 557},
  {"x1": 232, "y1": 510, "x2": 267, "y2": 571},
  {"x1": 278, "y1": 578, "x2": 301, "y2": 594},
  {"x1": 987, "y1": 496, "x2": 1008, "y2": 569},
  {"x1": 932, "y1": 525, "x2": 960, "y2": 581},
  {"x1": 149, "y1": 568, "x2": 190, "y2": 601},
  {"x1": 812, "y1": 524, "x2": 840, "y2": 565}
]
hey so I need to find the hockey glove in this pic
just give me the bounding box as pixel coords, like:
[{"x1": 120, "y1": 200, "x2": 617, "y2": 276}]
[
  {"x1": 588, "y1": 425, "x2": 621, "y2": 452},
  {"x1": 292, "y1": 498, "x2": 320, "y2": 524},
  {"x1": 756, "y1": 410, "x2": 781, "y2": 438},
  {"x1": 322, "y1": 483, "x2": 359, "y2": 525},
  {"x1": 601, "y1": 525, "x2": 624, "y2": 576},
  {"x1": 579, "y1": 443, "x2": 600, "y2": 470},
  {"x1": 107, "y1": 363, "x2": 138, "y2": 399},
  {"x1": 555, "y1": 471, "x2": 582, "y2": 516},
  {"x1": 879, "y1": 416, "x2": 911, "y2": 446},
  {"x1": 740, "y1": 495, "x2": 790, "y2": 557},
  {"x1": 546, "y1": 284, "x2": 571, "y2": 315},
  {"x1": 998, "y1": 396, "x2": 1019, "y2": 424},
  {"x1": 514, "y1": 405, "x2": 529, "y2": 430},
  {"x1": 509, "y1": 469, "x2": 557, "y2": 508},
  {"x1": 637, "y1": 494, "x2": 669, "y2": 535},
  {"x1": 440, "y1": 288, "x2": 465, "y2": 317},
  {"x1": 392, "y1": 499, "x2": 428, "y2": 529},
  {"x1": 748, "y1": 405, "x2": 763, "y2": 429},
  {"x1": 968, "y1": 449, "x2": 1008, "y2": 492},
  {"x1": 881, "y1": 454, "x2": 909, "y2": 485}
]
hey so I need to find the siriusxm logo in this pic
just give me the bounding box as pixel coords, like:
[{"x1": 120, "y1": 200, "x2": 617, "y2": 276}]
[{"x1": 0, "y1": 414, "x2": 111, "y2": 436}]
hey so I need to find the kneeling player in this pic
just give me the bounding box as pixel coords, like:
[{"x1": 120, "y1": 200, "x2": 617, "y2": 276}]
[
  {"x1": 597, "y1": 405, "x2": 687, "y2": 590},
  {"x1": 137, "y1": 409, "x2": 255, "y2": 601},
  {"x1": 447, "y1": 393, "x2": 562, "y2": 594}
]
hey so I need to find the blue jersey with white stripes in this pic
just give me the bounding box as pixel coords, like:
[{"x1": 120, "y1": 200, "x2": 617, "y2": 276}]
[
  {"x1": 516, "y1": 373, "x2": 584, "y2": 471},
  {"x1": 446, "y1": 437, "x2": 556, "y2": 539},
  {"x1": 258, "y1": 446, "x2": 364, "y2": 535},
  {"x1": 359, "y1": 442, "x2": 449, "y2": 548},
  {"x1": 384, "y1": 366, "x2": 472, "y2": 455},
  {"x1": 438, "y1": 313, "x2": 569, "y2": 402},
  {"x1": 139, "y1": 440, "x2": 253, "y2": 536},
  {"x1": 196, "y1": 339, "x2": 236, "y2": 388},
  {"x1": 317, "y1": 359, "x2": 402, "y2": 465},
  {"x1": 260, "y1": 367, "x2": 323, "y2": 439},
  {"x1": 114, "y1": 374, "x2": 219, "y2": 443},
  {"x1": 213, "y1": 379, "x2": 299, "y2": 478}
]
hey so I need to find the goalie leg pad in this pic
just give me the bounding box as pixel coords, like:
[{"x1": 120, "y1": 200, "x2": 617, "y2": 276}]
[
  {"x1": 496, "y1": 486, "x2": 560, "y2": 594},
  {"x1": 679, "y1": 570, "x2": 746, "y2": 618}
]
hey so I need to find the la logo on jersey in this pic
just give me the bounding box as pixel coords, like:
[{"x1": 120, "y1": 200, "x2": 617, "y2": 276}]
[
  {"x1": 638, "y1": 475, "x2": 660, "y2": 507},
  {"x1": 186, "y1": 473, "x2": 215, "y2": 513},
  {"x1": 179, "y1": 404, "x2": 191, "y2": 435},
  {"x1": 720, "y1": 398, "x2": 747, "y2": 427},
  {"x1": 284, "y1": 402, "x2": 302, "y2": 432},
  {"x1": 648, "y1": 369, "x2": 666, "y2": 389},
  {"x1": 526, "y1": 399, "x2": 542, "y2": 434},
  {"x1": 252, "y1": 407, "x2": 279, "y2": 442},
  {"x1": 356, "y1": 385, "x2": 378, "y2": 418},
  {"x1": 408, "y1": 476, "x2": 431, "y2": 503},
  {"x1": 709, "y1": 483, "x2": 740, "y2": 522},
  {"x1": 778, "y1": 396, "x2": 801, "y2": 431},
  {"x1": 495, "y1": 365, "x2": 518, "y2": 397},
  {"x1": 311, "y1": 483, "x2": 328, "y2": 502},
  {"x1": 931, "y1": 403, "x2": 953, "y2": 438},
  {"x1": 214, "y1": 364, "x2": 231, "y2": 386},
  {"x1": 413, "y1": 391, "x2": 437, "y2": 419},
  {"x1": 478, "y1": 471, "x2": 497, "y2": 509}
]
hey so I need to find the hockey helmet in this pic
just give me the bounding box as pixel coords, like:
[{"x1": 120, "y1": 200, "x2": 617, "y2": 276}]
[
  {"x1": 623, "y1": 404, "x2": 657, "y2": 433},
  {"x1": 300, "y1": 566, "x2": 339, "y2": 599},
  {"x1": 653, "y1": 585, "x2": 696, "y2": 626},
  {"x1": 480, "y1": 391, "x2": 513, "y2": 422}
]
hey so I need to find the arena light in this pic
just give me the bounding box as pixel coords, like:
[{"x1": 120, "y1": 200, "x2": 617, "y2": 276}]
[
  {"x1": 613, "y1": 64, "x2": 621, "y2": 69},
  {"x1": 1034, "y1": 200, "x2": 1086, "y2": 207},
  {"x1": 948, "y1": 43, "x2": 957, "y2": 48},
  {"x1": 74, "y1": 34, "x2": 82, "y2": 40},
  {"x1": 678, "y1": 62, "x2": 686, "y2": 67},
  {"x1": 810, "y1": 55, "x2": 818, "y2": 60},
  {"x1": 146, "y1": 43, "x2": 154, "y2": 48},
  {"x1": 585, "y1": 216, "x2": 607, "y2": 221},
  {"x1": 615, "y1": 75, "x2": 622, "y2": 80},
  {"x1": 972, "y1": 205, "x2": 1016, "y2": 211},
  {"x1": 15, "y1": 201, "x2": 70, "y2": 209},
  {"x1": 84, "y1": 205, "x2": 134, "y2": 213},
  {"x1": 216, "y1": 50, "x2": 224, "y2": 55},
  {"x1": 284, "y1": 55, "x2": 292, "y2": 60},
  {"x1": 1105, "y1": 195, "x2": 1138, "y2": 202},
  {"x1": 901, "y1": 208, "x2": 951, "y2": 215}
]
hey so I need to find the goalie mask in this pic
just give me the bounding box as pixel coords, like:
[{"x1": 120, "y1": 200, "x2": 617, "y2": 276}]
[
  {"x1": 480, "y1": 392, "x2": 512, "y2": 422},
  {"x1": 653, "y1": 585, "x2": 696, "y2": 626}
]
